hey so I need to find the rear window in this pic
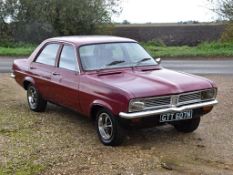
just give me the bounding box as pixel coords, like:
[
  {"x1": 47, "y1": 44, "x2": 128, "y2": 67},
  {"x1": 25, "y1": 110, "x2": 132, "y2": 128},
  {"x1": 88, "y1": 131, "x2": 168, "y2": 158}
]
[{"x1": 36, "y1": 44, "x2": 60, "y2": 66}]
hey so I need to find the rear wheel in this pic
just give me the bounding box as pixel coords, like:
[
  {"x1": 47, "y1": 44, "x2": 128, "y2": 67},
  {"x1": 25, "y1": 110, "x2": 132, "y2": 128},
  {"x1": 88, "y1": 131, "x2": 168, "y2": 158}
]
[
  {"x1": 173, "y1": 117, "x2": 201, "y2": 133},
  {"x1": 27, "y1": 84, "x2": 47, "y2": 112},
  {"x1": 96, "y1": 109, "x2": 125, "y2": 146}
]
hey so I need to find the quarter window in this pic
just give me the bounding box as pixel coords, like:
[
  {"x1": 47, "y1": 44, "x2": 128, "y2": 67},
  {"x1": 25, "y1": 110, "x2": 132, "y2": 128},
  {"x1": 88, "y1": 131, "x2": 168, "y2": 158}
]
[
  {"x1": 59, "y1": 45, "x2": 77, "y2": 71},
  {"x1": 36, "y1": 44, "x2": 60, "y2": 66}
]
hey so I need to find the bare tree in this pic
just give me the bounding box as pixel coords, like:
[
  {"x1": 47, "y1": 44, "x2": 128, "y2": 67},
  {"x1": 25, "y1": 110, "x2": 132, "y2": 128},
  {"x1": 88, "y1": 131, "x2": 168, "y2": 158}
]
[
  {"x1": 208, "y1": 0, "x2": 233, "y2": 41},
  {"x1": 209, "y1": 0, "x2": 233, "y2": 20}
]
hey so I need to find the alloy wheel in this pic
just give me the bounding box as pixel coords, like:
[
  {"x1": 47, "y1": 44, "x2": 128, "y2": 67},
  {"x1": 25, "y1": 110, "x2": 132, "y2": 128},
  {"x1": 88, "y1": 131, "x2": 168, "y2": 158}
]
[{"x1": 98, "y1": 113, "x2": 113, "y2": 140}]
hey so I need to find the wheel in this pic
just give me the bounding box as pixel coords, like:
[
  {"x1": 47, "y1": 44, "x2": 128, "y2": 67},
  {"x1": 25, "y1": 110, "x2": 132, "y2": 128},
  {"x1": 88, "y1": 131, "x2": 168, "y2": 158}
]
[
  {"x1": 27, "y1": 84, "x2": 47, "y2": 112},
  {"x1": 173, "y1": 117, "x2": 201, "y2": 133},
  {"x1": 96, "y1": 109, "x2": 125, "y2": 146}
]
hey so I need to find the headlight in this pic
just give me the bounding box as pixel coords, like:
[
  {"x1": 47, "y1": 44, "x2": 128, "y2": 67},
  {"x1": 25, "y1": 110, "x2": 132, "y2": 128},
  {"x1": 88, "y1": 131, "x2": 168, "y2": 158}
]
[
  {"x1": 201, "y1": 88, "x2": 217, "y2": 100},
  {"x1": 129, "y1": 100, "x2": 145, "y2": 112}
]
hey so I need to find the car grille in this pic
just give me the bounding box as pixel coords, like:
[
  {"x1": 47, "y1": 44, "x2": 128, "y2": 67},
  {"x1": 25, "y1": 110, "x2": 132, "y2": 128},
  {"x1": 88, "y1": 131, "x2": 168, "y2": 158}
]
[
  {"x1": 141, "y1": 96, "x2": 171, "y2": 109},
  {"x1": 141, "y1": 90, "x2": 205, "y2": 111},
  {"x1": 178, "y1": 91, "x2": 202, "y2": 106}
]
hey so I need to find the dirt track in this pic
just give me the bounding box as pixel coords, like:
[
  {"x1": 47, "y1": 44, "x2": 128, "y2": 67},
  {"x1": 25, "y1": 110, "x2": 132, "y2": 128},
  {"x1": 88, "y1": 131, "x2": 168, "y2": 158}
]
[{"x1": 0, "y1": 74, "x2": 233, "y2": 175}]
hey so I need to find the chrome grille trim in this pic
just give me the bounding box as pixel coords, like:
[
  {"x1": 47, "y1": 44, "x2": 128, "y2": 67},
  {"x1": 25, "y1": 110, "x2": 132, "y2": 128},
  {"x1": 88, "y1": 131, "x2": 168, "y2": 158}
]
[
  {"x1": 136, "y1": 89, "x2": 215, "y2": 111},
  {"x1": 141, "y1": 96, "x2": 171, "y2": 110},
  {"x1": 177, "y1": 91, "x2": 202, "y2": 106}
]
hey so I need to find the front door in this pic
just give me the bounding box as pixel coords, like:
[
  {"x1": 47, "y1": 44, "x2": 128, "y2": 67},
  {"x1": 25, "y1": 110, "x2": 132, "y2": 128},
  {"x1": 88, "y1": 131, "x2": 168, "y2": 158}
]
[{"x1": 51, "y1": 44, "x2": 80, "y2": 111}]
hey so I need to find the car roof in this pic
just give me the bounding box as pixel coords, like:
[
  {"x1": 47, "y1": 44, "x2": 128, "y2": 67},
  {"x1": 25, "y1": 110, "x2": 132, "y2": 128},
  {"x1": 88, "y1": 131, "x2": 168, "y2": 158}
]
[{"x1": 47, "y1": 36, "x2": 137, "y2": 46}]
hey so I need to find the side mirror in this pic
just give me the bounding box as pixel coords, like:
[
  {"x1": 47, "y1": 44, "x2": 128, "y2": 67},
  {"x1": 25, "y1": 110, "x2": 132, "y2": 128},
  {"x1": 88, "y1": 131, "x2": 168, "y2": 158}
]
[{"x1": 155, "y1": 58, "x2": 161, "y2": 64}]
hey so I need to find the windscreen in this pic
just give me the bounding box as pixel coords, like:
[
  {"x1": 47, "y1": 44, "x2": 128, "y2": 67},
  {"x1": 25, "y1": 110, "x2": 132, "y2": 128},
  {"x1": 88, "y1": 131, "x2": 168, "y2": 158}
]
[{"x1": 79, "y1": 42, "x2": 157, "y2": 71}]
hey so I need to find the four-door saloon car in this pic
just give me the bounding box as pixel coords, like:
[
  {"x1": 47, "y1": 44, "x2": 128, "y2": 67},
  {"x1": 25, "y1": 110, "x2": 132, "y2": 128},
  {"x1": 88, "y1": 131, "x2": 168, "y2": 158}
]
[{"x1": 12, "y1": 36, "x2": 218, "y2": 146}]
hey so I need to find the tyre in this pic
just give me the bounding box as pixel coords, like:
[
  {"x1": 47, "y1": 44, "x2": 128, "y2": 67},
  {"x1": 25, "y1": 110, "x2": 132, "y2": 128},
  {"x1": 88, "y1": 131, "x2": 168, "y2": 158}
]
[
  {"x1": 96, "y1": 109, "x2": 125, "y2": 146},
  {"x1": 27, "y1": 84, "x2": 47, "y2": 112},
  {"x1": 174, "y1": 117, "x2": 201, "y2": 133}
]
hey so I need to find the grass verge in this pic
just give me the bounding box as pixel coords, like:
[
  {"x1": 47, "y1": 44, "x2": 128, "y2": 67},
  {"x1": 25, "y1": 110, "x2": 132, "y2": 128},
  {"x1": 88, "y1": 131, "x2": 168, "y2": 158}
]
[
  {"x1": 142, "y1": 41, "x2": 233, "y2": 58},
  {"x1": 0, "y1": 47, "x2": 35, "y2": 57},
  {"x1": 0, "y1": 41, "x2": 233, "y2": 58},
  {"x1": 0, "y1": 42, "x2": 36, "y2": 57}
]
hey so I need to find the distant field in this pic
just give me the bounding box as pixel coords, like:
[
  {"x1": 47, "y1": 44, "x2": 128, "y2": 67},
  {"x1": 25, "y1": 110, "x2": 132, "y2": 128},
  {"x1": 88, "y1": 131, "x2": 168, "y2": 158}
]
[
  {"x1": 0, "y1": 41, "x2": 233, "y2": 58},
  {"x1": 113, "y1": 23, "x2": 225, "y2": 46},
  {"x1": 115, "y1": 23, "x2": 224, "y2": 27}
]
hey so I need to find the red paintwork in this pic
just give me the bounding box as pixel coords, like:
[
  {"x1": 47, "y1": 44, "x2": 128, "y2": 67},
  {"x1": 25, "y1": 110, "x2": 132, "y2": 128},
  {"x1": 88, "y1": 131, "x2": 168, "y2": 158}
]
[{"x1": 12, "y1": 36, "x2": 216, "y2": 118}]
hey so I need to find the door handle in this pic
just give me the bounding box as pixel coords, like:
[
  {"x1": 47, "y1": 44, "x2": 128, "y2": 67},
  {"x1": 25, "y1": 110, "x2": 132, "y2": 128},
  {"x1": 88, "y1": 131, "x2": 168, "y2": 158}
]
[
  {"x1": 52, "y1": 72, "x2": 60, "y2": 76},
  {"x1": 30, "y1": 66, "x2": 36, "y2": 70}
]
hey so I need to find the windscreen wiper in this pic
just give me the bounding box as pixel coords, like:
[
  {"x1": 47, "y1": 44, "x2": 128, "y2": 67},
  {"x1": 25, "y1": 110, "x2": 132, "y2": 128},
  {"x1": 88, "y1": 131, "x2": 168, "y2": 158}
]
[
  {"x1": 106, "y1": 60, "x2": 126, "y2": 66},
  {"x1": 137, "y1": 57, "x2": 152, "y2": 64},
  {"x1": 97, "y1": 60, "x2": 126, "y2": 73},
  {"x1": 134, "y1": 57, "x2": 152, "y2": 67}
]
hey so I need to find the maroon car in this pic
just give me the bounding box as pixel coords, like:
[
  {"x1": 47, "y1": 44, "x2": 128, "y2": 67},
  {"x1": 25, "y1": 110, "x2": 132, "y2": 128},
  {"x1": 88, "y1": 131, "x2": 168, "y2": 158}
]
[{"x1": 12, "y1": 36, "x2": 218, "y2": 146}]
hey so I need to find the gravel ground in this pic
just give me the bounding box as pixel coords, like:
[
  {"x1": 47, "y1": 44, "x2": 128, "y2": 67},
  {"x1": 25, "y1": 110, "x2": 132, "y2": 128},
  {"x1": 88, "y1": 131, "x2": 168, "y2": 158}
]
[{"x1": 0, "y1": 74, "x2": 233, "y2": 175}]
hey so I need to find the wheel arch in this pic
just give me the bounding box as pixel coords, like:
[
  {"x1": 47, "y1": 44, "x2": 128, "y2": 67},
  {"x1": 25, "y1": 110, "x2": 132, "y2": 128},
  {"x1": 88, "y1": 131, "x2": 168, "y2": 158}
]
[
  {"x1": 90, "y1": 101, "x2": 113, "y2": 121},
  {"x1": 23, "y1": 76, "x2": 35, "y2": 90}
]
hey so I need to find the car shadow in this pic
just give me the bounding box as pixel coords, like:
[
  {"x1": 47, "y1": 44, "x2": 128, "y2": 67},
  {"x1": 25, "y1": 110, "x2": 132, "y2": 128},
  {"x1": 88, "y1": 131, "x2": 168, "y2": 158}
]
[
  {"x1": 29, "y1": 102, "x2": 200, "y2": 147},
  {"x1": 124, "y1": 126, "x2": 194, "y2": 146}
]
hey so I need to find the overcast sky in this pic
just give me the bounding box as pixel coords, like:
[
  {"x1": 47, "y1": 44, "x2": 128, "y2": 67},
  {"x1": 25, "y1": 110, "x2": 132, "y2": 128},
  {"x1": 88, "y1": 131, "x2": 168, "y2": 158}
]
[{"x1": 113, "y1": 0, "x2": 217, "y2": 23}]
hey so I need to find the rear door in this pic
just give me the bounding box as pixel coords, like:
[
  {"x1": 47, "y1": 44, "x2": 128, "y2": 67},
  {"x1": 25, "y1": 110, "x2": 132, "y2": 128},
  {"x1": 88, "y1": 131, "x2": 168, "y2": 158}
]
[
  {"x1": 51, "y1": 44, "x2": 81, "y2": 111},
  {"x1": 30, "y1": 43, "x2": 61, "y2": 101}
]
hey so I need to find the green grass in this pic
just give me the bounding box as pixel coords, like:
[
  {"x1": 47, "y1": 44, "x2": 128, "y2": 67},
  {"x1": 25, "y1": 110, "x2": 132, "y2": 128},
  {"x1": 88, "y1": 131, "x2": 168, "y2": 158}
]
[
  {"x1": 0, "y1": 47, "x2": 35, "y2": 57},
  {"x1": 0, "y1": 42, "x2": 36, "y2": 57},
  {"x1": 0, "y1": 41, "x2": 233, "y2": 58},
  {"x1": 142, "y1": 41, "x2": 233, "y2": 58}
]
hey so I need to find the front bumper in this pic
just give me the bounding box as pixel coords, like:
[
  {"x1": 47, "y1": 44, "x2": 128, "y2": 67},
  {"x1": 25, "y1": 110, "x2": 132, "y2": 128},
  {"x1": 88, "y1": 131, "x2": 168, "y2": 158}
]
[{"x1": 119, "y1": 100, "x2": 218, "y2": 119}]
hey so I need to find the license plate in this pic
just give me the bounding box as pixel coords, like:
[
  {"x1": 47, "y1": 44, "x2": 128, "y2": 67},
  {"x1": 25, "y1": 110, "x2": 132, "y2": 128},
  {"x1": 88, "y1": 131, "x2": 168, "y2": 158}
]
[{"x1": 160, "y1": 110, "x2": 193, "y2": 123}]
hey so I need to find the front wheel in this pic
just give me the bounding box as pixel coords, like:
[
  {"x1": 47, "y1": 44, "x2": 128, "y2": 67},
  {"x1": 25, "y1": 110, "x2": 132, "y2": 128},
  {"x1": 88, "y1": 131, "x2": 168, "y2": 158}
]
[
  {"x1": 173, "y1": 117, "x2": 201, "y2": 133},
  {"x1": 96, "y1": 109, "x2": 125, "y2": 146},
  {"x1": 27, "y1": 84, "x2": 47, "y2": 112}
]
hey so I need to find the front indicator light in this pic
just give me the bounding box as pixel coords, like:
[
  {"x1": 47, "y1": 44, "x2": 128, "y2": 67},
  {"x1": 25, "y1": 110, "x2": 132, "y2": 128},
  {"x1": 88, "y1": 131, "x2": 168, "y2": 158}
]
[{"x1": 203, "y1": 106, "x2": 213, "y2": 114}]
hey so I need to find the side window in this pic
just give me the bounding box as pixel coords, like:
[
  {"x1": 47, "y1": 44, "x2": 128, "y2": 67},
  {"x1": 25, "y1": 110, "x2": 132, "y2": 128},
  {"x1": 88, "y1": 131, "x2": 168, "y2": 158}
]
[
  {"x1": 36, "y1": 44, "x2": 60, "y2": 66},
  {"x1": 59, "y1": 45, "x2": 77, "y2": 71}
]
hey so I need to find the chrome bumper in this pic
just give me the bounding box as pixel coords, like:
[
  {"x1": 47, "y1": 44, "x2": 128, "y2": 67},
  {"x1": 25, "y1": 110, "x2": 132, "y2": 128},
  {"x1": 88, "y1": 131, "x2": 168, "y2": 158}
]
[{"x1": 119, "y1": 100, "x2": 218, "y2": 119}]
